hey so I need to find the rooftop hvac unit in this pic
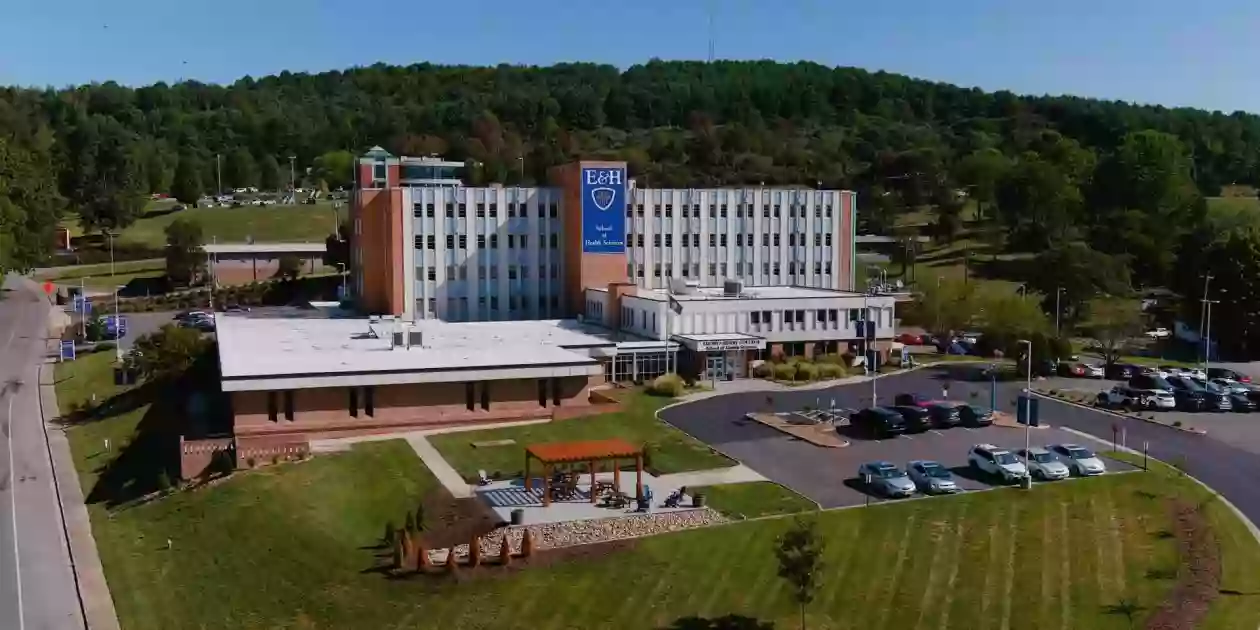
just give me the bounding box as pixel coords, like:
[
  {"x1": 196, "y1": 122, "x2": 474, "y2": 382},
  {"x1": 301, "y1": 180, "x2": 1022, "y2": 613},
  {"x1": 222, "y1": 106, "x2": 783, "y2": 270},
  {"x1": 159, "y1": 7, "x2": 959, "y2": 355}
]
[
  {"x1": 723, "y1": 279, "x2": 744, "y2": 297},
  {"x1": 668, "y1": 278, "x2": 691, "y2": 294}
]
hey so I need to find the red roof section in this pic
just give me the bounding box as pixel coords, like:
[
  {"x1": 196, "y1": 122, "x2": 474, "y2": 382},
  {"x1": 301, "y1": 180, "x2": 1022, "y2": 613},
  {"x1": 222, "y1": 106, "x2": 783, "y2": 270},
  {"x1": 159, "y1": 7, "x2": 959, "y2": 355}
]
[{"x1": 526, "y1": 438, "x2": 643, "y2": 463}]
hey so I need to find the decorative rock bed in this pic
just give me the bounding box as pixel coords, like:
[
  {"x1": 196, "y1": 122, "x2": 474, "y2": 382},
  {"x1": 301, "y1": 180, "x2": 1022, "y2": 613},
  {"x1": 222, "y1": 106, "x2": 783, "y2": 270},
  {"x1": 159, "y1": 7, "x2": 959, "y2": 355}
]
[{"x1": 430, "y1": 508, "x2": 726, "y2": 563}]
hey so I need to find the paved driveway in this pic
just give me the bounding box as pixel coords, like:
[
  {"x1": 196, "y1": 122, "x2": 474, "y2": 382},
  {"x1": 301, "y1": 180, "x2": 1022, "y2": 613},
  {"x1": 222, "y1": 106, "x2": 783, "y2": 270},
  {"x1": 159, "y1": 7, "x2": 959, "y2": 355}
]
[{"x1": 661, "y1": 367, "x2": 1260, "y2": 525}]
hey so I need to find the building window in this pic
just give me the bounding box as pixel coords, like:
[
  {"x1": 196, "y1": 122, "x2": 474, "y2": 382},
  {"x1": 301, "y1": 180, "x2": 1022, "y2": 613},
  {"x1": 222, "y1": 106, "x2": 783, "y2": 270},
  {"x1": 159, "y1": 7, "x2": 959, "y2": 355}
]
[
  {"x1": 458, "y1": 235, "x2": 467, "y2": 249},
  {"x1": 476, "y1": 203, "x2": 485, "y2": 217},
  {"x1": 426, "y1": 267, "x2": 435, "y2": 281},
  {"x1": 413, "y1": 204, "x2": 423, "y2": 218},
  {"x1": 773, "y1": 204, "x2": 781, "y2": 217},
  {"x1": 654, "y1": 264, "x2": 661, "y2": 277},
  {"x1": 445, "y1": 203, "x2": 454, "y2": 218},
  {"x1": 508, "y1": 265, "x2": 518, "y2": 280},
  {"x1": 267, "y1": 392, "x2": 278, "y2": 422},
  {"x1": 283, "y1": 391, "x2": 294, "y2": 421},
  {"x1": 489, "y1": 203, "x2": 497, "y2": 217},
  {"x1": 348, "y1": 387, "x2": 358, "y2": 418},
  {"x1": 762, "y1": 234, "x2": 769, "y2": 246},
  {"x1": 476, "y1": 235, "x2": 486, "y2": 248},
  {"x1": 825, "y1": 262, "x2": 833, "y2": 275},
  {"x1": 508, "y1": 202, "x2": 517, "y2": 217},
  {"x1": 446, "y1": 235, "x2": 455, "y2": 249},
  {"x1": 458, "y1": 203, "x2": 467, "y2": 217},
  {"x1": 814, "y1": 234, "x2": 822, "y2": 246},
  {"x1": 736, "y1": 234, "x2": 743, "y2": 246},
  {"x1": 709, "y1": 234, "x2": 716, "y2": 247},
  {"x1": 637, "y1": 264, "x2": 644, "y2": 277},
  {"x1": 520, "y1": 235, "x2": 528, "y2": 248},
  {"x1": 426, "y1": 235, "x2": 435, "y2": 250},
  {"x1": 508, "y1": 234, "x2": 515, "y2": 248},
  {"x1": 489, "y1": 234, "x2": 498, "y2": 249},
  {"x1": 426, "y1": 203, "x2": 435, "y2": 217},
  {"x1": 708, "y1": 205, "x2": 717, "y2": 218},
  {"x1": 664, "y1": 234, "x2": 673, "y2": 247},
  {"x1": 751, "y1": 311, "x2": 761, "y2": 325},
  {"x1": 549, "y1": 233, "x2": 558, "y2": 249},
  {"x1": 720, "y1": 204, "x2": 728, "y2": 217},
  {"x1": 708, "y1": 263, "x2": 716, "y2": 277},
  {"x1": 654, "y1": 234, "x2": 662, "y2": 247},
  {"x1": 413, "y1": 235, "x2": 423, "y2": 249},
  {"x1": 636, "y1": 234, "x2": 644, "y2": 247},
  {"x1": 465, "y1": 383, "x2": 475, "y2": 411},
  {"x1": 825, "y1": 234, "x2": 833, "y2": 246},
  {"x1": 681, "y1": 265, "x2": 689, "y2": 278},
  {"x1": 549, "y1": 203, "x2": 557, "y2": 218},
  {"x1": 773, "y1": 234, "x2": 781, "y2": 246}
]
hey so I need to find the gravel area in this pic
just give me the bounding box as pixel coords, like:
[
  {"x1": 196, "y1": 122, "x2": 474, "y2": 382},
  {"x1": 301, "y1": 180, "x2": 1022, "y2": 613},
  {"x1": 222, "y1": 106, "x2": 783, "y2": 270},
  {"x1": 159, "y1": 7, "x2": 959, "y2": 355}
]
[{"x1": 429, "y1": 508, "x2": 726, "y2": 562}]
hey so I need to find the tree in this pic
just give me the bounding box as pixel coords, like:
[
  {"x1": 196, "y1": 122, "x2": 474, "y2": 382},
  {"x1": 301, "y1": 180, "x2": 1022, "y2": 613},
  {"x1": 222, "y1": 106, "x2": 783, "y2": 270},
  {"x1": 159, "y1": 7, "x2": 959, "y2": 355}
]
[
  {"x1": 905, "y1": 278, "x2": 979, "y2": 339},
  {"x1": 1027, "y1": 241, "x2": 1131, "y2": 330},
  {"x1": 84, "y1": 315, "x2": 106, "y2": 342},
  {"x1": 276, "y1": 255, "x2": 302, "y2": 281},
  {"x1": 323, "y1": 219, "x2": 351, "y2": 271},
  {"x1": 995, "y1": 153, "x2": 1082, "y2": 250},
  {"x1": 1081, "y1": 297, "x2": 1145, "y2": 368},
  {"x1": 223, "y1": 147, "x2": 257, "y2": 189},
  {"x1": 776, "y1": 518, "x2": 824, "y2": 630},
  {"x1": 974, "y1": 291, "x2": 1052, "y2": 357},
  {"x1": 258, "y1": 154, "x2": 282, "y2": 192},
  {"x1": 128, "y1": 324, "x2": 211, "y2": 380},
  {"x1": 61, "y1": 114, "x2": 146, "y2": 234},
  {"x1": 313, "y1": 150, "x2": 354, "y2": 190},
  {"x1": 956, "y1": 148, "x2": 1011, "y2": 219},
  {"x1": 0, "y1": 129, "x2": 62, "y2": 273},
  {"x1": 170, "y1": 154, "x2": 202, "y2": 206},
  {"x1": 164, "y1": 218, "x2": 205, "y2": 286}
]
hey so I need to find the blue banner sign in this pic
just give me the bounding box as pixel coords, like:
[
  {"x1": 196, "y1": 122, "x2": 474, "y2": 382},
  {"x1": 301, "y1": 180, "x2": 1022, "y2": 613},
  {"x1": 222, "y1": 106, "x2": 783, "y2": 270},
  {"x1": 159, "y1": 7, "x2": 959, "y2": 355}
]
[
  {"x1": 580, "y1": 166, "x2": 627, "y2": 254},
  {"x1": 60, "y1": 340, "x2": 75, "y2": 361}
]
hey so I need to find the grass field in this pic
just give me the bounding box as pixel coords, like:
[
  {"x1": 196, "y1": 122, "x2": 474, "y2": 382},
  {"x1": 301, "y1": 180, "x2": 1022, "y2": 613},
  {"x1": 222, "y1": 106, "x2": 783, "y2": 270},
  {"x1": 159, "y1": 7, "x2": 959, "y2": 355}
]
[
  {"x1": 693, "y1": 482, "x2": 817, "y2": 519},
  {"x1": 115, "y1": 202, "x2": 341, "y2": 247},
  {"x1": 44, "y1": 258, "x2": 166, "y2": 289},
  {"x1": 56, "y1": 352, "x2": 1260, "y2": 630},
  {"x1": 428, "y1": 391, "x2": 734, "y2": 480}
]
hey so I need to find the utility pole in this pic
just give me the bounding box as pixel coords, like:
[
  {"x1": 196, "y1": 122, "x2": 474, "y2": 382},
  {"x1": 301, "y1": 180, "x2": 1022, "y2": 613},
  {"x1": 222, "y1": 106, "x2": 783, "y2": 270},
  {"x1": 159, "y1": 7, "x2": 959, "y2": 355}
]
[
  {"x1": 216, "y1": 153, "x2": 222, "y2": 196},
  {"x1": 288, "y1": 155, "x2": 296, "y2": 197},
  {"x1": 1199, "y1": 273, "x2": 1213, "y2": 365},
  {"x1": 1203, "y1": 295, "x2": 1222, "y2": 373},
  {"x1": 1054, "y1": 287, "x2": 1065, "y2": 337}
]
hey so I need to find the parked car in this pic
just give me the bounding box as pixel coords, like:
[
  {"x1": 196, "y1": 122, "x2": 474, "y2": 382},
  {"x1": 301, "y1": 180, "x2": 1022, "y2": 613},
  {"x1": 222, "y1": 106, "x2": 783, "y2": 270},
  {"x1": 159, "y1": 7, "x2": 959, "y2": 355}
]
[
  {"x1": 1167, "y1": 376, "x2": 1228, "y2": 411},
  {"x1": 1048, "y1": 444, "x2": 1107, "y2": 476},
  {"x1": 857, "y1": 461, "x2": 916, "y2": 498},
  {"x1": 848, "y1": 407, "x2": 906, "y2": 438},
  {"x1": 925, "y1": 402, "x2": 962, "y2": 428},
  {"x1": 1129, "y1": 373, "x2": 1174, "y2": 393},
  {"x1": 1161, "y1": 365, "x2": 1190, "y2": 379},
  {"x1": 1205, "y1": 382, "x2": 1254, "y2": 412},
  {"x1": 175, "y1": 310, "x2": 211, "y2": 322},
  {"x1": 907, "y1": 460, "x2": 960, "y2": 494},
  {"x1": 222, "y1": 304, "x2": 250, "y2": 313},
  {"x1": 1207, "y1": 367, "x2": 1252, "y2": 384},
  {"x1": 1018, "y1": 447, "x2": 1070, "y2": 481},
  {"x1": 1145, "y1": 327, "x2": 1172, "y2": 339},
  {"x1": 1209, "y1": 378, "x2": 1251, "y2": 394},
  {"x1": 889, "y1": 405, "x2": 932, "y2": 433},
  {"x1": 1105, "y1": 363, "x2": 1140, "y2": 380},
  {"x1": 967, "y1": 444, "x2": 1028, "y2": 483},
  {"x1": 893, "y1": 393, "x2": 936, "y2": 408},
  {"x1": 1139, "y1": 365, "x2": 1171, "y2": 379},
  {"x1": 1182, "y1": 367, "x2": 1207, "y2": 381},
  {"x1": 1059, "y1": 361, "x2": 1101, "y2": 378},
  {"x1": 1095, "y1": 385, "x2": 1136, "y2": 410},
  {"x1": 956, "y1": 404, "x2": 994, "y2": 427},
  {"x1": 896, "y1": 332, "x2": 926, "y2": 345}
]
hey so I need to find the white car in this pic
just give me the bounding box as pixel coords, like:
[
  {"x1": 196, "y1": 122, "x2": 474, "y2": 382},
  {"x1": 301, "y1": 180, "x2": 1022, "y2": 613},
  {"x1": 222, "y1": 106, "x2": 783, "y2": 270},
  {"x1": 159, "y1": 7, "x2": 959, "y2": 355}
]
[
  {"x1": 1182, "y1": 367, "x2": 1207, "y2": 381},
  {"x1": 907, "y1": 460, "x2": 960, "y2": 494},
  {"x1": 261, "y1": 199, "x2": 277, "y2": 206},
  {"x1": 250, "y1": 199, "x2": 264, "y2": 207},
  {"x1": 1019, "y1": 448, "x2": 1070, "y2": 481},
  {"x1": 1145, "y1": 327, "x2": 1171, "y2": 339},
  {"x1": 1049, "y1": 444, "x2": 1107, "y2": 476},
  {"x1": 1083, "y1": 363, "x2": 1105, "y2": 378},
  {"x1": 968, "y1": 444, "x2": 1028, "y2": 483},
  {"x1": 1210, "y1": 378, "x2": 1250, "y2": 394}
]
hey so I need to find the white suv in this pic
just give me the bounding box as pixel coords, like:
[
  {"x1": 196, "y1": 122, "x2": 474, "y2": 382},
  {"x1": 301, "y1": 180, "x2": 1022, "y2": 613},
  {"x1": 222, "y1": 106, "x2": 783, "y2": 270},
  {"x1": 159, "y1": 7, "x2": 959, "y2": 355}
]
[{"x1": 968, "y1": 444, "x2": 1028, "y2": 483}]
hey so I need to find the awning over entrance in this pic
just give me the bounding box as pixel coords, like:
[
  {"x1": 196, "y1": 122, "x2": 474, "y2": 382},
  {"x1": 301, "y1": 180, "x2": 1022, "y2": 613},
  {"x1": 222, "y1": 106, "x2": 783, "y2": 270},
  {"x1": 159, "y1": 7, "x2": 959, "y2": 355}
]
[{"x1": 673, "y1": 332, "x2": 766, "y2": 353}]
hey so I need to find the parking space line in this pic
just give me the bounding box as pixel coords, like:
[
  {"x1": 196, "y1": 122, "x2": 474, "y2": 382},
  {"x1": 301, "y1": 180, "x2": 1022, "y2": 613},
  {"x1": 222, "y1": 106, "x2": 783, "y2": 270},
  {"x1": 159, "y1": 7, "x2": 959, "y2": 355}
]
[{"x1": 930, "y1": 430, "x2": 944, "y2": 436}]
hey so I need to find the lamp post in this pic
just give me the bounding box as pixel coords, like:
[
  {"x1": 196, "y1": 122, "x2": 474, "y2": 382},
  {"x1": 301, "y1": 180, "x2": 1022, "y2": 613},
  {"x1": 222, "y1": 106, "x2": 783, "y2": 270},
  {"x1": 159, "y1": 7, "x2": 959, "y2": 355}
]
[
  {"x1": 113, "y1": 285, "x2": 122, "y2": 362},
  {"x1": 1203, "y1": 292, "x2": 1223, "y2": 374},
  {"x1": 1015, "y1": 283, "x2": 1027, "y2": 301},
  {"x1": 1199, "y1": 273, "x2": 1213, "y2": 365},
  {"x1": 288, "y1": 155, "x2": 296, "y2": 198},
  {"x1": 1019, "y1": 338, "x2": 1032, "y2": 473},
  {"x1": 216, "y1": 153, "x2": 222, "y2": 196},
  {"x1": 335, "y1": 262, "x2": 347, "y2": 300},
  {"x1": 1054, "y1": 286, "x2": 1066, "y2": 336}
]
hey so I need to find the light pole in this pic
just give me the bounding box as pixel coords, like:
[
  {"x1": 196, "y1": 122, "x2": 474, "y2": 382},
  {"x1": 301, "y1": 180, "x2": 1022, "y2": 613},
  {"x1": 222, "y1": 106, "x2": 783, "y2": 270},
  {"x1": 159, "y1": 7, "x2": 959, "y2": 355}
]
[
  {"x1": 113, "y1": 285, "x2": 122, "y2": 362},
  {"x1": 933, "y1": 276, "x2": 943, "y2": 338},
  {"x1": 1203, "y1": 292, "x2": 1222, "y2": 373},
  {"x1": 288, "y1": 155, "x2": 296, "y2": 197},
  {"x1": 216, "y1": 153, "x2": 222, "y2": 196},
  {"x1": 517, "y1": 156, "x2": 525, "y2": 181},
  {"x1": 335, "y1": 262, "x2": 347, "y2": 299},
  {"x1": 1019, "y1": 338, "x2": 1032, "y2": 472},
  {"x1": 1199, "y1": 273, "x2": 1213, "y2": 364},
  {"x1": 1054, "y1": 287, "x2": 1065, "y2": 336},
  {"x1": 106, "y1": 229, "x2": 116, "y2": 279}
]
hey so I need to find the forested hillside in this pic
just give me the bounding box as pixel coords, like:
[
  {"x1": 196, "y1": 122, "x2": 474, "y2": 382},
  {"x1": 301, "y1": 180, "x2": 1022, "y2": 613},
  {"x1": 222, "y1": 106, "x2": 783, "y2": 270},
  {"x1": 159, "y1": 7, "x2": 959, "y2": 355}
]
[{"x1": 6, "y1": 59, "x2": 1260, "y2": 354}]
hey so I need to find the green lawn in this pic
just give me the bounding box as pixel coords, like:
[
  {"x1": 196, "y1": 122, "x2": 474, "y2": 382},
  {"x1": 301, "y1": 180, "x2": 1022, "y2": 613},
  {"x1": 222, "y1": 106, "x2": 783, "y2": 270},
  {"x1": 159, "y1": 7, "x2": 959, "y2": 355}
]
[
  {"x1": 46, "y1": 258, "x2": 167, "y2": 290},
  {"x1": 56, "y1": 354, "x2": 1260, "y2": 630},
  {"x1": 694, "y1": 482, "x2": 817, "y2": 519},
  {"x1": 428, "y1": 391, "x2": 734, "y2": 481},
  {"x1": 115, "y1": 202, "x2": 341, "y2": 247}
]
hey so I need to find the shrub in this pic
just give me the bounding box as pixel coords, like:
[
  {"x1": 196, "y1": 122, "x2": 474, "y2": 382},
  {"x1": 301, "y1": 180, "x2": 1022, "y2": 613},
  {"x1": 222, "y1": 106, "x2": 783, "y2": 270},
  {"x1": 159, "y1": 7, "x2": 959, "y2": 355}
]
[
  {"x1": 818, "y1": 363, "x2": 844, "y2": 379},
  {"x1": 816, "y1": 353, "x2": 843, "y2": 365},
  {"x1": 157, "y1": 471, "x2": 172, "y2": 492},
  {"x1": 794, "y1": 362, "x2": 819, "y2": 381},
  {"x1": 1173, "y1": 420, "x2": 1183, "y2": 427},
  {"x1": 752, "y1": 363, "x2": 774, "y2": 379},
  {"x1": 648, "y1": 373, "x2": 685, "y2": 397},
  {"x1": 772, "y1": 363, "x2": 796, "y2": 381}
]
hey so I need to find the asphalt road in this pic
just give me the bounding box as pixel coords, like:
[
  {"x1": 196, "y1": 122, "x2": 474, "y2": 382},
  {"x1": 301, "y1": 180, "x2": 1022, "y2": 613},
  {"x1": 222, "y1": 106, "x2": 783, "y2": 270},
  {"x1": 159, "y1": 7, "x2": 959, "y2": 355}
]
[
  {"x1": 661, "y1": 366, "x2": 1260, "y2": 524},
  {"x1": 0, "y1": 274, "x2": 84, "y2": 630}
]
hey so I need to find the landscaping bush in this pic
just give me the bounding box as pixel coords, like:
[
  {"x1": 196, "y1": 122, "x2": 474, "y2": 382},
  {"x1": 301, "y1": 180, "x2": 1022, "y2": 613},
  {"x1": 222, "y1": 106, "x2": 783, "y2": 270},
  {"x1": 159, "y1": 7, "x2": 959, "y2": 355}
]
[
  {"x1": 816, "y1": 353, "x2": 844, "y2": 365},
  {"x1": 772, "y1": 363, "x2": 796, "y2": 381},
  {"x1": 817, "y1": 363, "x2": 845, "y2": 379},
  {"x1": 794, "y1": 362, "x2": 819, "y2": 381},
  {"x1": 647, "y1": 373, "x2": 685, "y2": 397},
  {"x1": 752, "y1": 362, "x2": 774, "y2": 379}
]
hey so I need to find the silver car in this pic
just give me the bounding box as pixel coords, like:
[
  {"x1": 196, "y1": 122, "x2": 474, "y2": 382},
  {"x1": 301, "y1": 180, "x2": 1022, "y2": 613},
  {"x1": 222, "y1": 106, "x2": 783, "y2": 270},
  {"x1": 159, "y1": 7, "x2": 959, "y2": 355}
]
[
  {"x1": 1019, "y1": 447, "x2": 1070, "y2": 481},
  {"x1": 907, "y1": 460, "x2": 960, "y2": 494},
  {"x1": 1049, "y1": 444, "x2": 1107, "y2": 476},
  {"x1": 857, "y1": 461, "x2": 916, "y2": 498}
]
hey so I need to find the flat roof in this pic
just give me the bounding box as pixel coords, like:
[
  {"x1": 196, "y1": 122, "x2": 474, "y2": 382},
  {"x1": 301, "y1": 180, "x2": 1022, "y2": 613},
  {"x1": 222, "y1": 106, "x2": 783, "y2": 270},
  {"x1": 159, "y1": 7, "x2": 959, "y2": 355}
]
[
  {"x1": 203, "y1": 242, "x2": 327, "y2": 255},
  {"x1": 216, "y1": 315, "x2": 613, "y2": 384},
  {"x1": 526, "y1": 438, "x2": 642, "y2": 464},
  {"x1": 596, "y1": 285, "x2": 880, "y2": 302},
  {"x1": 675, "y1": 332, "x2": 762, "y2": 342}
]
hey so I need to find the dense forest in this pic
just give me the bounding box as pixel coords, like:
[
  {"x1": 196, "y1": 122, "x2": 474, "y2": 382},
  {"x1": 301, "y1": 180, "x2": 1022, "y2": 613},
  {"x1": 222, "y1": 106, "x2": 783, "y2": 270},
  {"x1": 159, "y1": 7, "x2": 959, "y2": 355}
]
[{"x1": 5, "y1": 59, "x2": 1260, "y2": 353}]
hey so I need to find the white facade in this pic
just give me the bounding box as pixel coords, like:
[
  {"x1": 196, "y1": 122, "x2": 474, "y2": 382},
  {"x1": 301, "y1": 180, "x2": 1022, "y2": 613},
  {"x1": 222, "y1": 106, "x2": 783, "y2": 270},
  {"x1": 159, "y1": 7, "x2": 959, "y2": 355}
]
[
  {"x1": 397, "y1": 184, "x2": 855, "y2": 324},
  {"x1": 583, "y1": 285, "x2": 897, "y2": 347}
]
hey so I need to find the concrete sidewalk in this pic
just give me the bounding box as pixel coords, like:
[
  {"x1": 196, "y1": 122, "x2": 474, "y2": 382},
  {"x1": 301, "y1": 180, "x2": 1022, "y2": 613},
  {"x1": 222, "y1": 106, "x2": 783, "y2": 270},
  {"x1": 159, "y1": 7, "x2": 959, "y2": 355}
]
[{"x1": 40, "y1": 360, "x2": 120, "y2": 630}]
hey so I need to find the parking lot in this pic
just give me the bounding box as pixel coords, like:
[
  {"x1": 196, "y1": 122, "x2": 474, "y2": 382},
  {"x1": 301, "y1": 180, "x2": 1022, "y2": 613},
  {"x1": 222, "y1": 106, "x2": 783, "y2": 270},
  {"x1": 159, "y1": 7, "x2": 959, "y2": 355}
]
[
  {"x1": 664, "y1": 404, "x2": 1136, "y2": 508},
  {"x1": 1040, "y1": 374, "x2": 1260, "y2": 455}
]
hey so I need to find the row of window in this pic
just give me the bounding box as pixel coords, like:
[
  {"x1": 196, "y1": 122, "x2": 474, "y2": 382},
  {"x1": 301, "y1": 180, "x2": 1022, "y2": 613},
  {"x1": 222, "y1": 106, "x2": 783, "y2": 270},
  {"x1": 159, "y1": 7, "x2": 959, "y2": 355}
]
[
  {"x1": 750, "y1": 309, "x2": 866, "y2": 325},
  {"x1": 265, "y1": 380, "x2": 567, "y2": 422},
  {"x1": 413, "y1": 202, "x2": 559, "y2": 219},
  {"x1": 632, "y1": 233, "x2": 835, "y2": 248},
  {"x1": 627, "y1": 203, "x2": 838, "y2": 219},
  {"x1": 420, "y1": 264, "x2": 560, "y2": 281},
  {"x1": 413, "y1": 233, "x2": 560, "y2": 250},
  {"x1": 625, "y1": 261, "x2": 835, "y2": 279},
  {"x1": 438, "y1": 295, "x2": 561, "y2": 311}
]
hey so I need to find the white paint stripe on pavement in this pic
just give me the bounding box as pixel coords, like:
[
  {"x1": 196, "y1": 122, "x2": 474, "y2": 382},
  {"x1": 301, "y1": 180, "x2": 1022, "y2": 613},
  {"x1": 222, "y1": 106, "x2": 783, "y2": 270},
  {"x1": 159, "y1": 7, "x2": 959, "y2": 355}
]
[{"x1": 6, "y1": 396, "x2": 23, "y2": 630}]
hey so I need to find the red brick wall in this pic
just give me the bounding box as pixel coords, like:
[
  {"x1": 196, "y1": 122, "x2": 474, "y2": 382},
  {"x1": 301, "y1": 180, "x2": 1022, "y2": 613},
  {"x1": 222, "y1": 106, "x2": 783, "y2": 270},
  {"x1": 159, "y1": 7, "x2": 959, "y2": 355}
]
[
  {"x1": 838, "y1": 190, "x2": 856, "y2": 291},
  {"x1": 554, "y1": 161, "x2": 630, "y2": 317}
]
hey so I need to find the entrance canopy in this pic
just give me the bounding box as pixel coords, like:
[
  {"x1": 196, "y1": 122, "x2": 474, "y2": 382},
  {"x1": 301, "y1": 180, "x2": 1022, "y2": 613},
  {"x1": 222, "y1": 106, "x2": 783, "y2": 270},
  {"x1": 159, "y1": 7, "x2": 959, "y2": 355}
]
[{"x1": 674, "y1": 332, "x2": 766, "y2": 353}]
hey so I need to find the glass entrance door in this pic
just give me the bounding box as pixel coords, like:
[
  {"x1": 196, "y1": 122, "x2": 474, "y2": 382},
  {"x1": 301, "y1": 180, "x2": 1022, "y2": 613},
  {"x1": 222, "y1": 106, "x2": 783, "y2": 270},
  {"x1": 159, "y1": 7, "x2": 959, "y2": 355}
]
[{"x1": 705, "y1": 354, "x2": 726, "y2": 381}]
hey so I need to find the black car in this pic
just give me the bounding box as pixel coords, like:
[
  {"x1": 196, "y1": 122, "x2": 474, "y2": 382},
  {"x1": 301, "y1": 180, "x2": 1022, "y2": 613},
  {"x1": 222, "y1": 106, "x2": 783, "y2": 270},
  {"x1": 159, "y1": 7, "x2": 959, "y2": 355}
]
[
  {"x1": 889, "y1": 405, "x2": 932, "y2": 432},
  {"x1": 1205, "y1": 383, "x2": 1254, "y2": 412},
  {"x1": 956, "y1": 404, "x2": 994, "y2": 427},
  {"x1": 848, "y1": 407, "x2": 907, "y2": 438},
  {"x1": 925, "y1": 402, "x2": 962, "y2": 428},
  {"x1": 893, "y1": 393, "x2": 933, "y2": 407},
  {"x1": 1165, "y1": 376, "x2": 1219, "y2": 411},
  {"x1": 1207, "y1": 367, "x2": 1253, "y2": 384},
  {"x1": 1129, "y1": 374, "x2": 1174, "y2": 392},
  {"x1": 1105, "y1": 363, "x2": 1140, "y2": 380}
]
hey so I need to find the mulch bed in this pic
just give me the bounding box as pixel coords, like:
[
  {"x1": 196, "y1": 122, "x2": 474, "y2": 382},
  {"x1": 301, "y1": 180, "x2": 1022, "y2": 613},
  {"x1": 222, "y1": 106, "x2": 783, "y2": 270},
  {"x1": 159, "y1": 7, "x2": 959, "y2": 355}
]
[
  {"x1": 415, "y1": 488, "x2": 503, "y2": 550},
  {"x1": 1144, "y1": 499, "x2": 1222, "y2": 630}
]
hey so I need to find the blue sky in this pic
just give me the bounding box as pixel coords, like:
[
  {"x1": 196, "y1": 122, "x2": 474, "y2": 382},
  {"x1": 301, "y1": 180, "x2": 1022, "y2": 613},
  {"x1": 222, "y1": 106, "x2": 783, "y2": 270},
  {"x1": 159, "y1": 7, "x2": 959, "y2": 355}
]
[{"x1": 3, "y1": 0, "x2": 1258, "y2": 113}]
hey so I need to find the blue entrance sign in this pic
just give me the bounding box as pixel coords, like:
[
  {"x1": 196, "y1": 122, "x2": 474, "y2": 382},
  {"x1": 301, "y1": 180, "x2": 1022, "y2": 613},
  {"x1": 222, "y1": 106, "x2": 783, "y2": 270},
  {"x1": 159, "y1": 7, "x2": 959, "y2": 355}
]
[
  {"x1": 60, "y1": 340, "x2": 76, "y2": 361},
  {"x1": 580, "y1": 166, "x2": 627, "y2": 253}
]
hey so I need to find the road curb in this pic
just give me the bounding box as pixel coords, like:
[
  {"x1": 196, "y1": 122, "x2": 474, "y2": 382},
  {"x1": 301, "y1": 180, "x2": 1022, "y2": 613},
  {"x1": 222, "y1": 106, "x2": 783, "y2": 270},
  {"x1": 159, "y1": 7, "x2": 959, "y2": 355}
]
[
  {"x1": 38, "y1": 359, "x2": 121, "y2": 630},
  {"x1": 1030, "y1": 389, "x2": 1209, "y2": 436}
]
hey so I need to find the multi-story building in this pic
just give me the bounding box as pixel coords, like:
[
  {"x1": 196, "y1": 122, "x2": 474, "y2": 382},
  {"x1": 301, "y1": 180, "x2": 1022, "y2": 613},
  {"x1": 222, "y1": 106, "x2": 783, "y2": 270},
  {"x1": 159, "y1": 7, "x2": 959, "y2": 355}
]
[{"x1": 350, "y1": 149, "x2": 858, "y2": 323}]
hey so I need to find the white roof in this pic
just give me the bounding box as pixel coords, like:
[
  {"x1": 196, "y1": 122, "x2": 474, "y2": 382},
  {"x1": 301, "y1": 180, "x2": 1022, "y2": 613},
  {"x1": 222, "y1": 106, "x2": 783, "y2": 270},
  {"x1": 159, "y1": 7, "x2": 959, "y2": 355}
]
[
  {"x1": 611, "y1": 285, "x2": 873, "y2": 302},
  {"x1": 216, "y1": 315, "x2": 613, "y2": 386},
  {"x1": 674, "y1": 332, "x2": 761, "y2": 342},
  {"x1": 203, "y1": 242, "x2": 327, "y2": 255}
]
